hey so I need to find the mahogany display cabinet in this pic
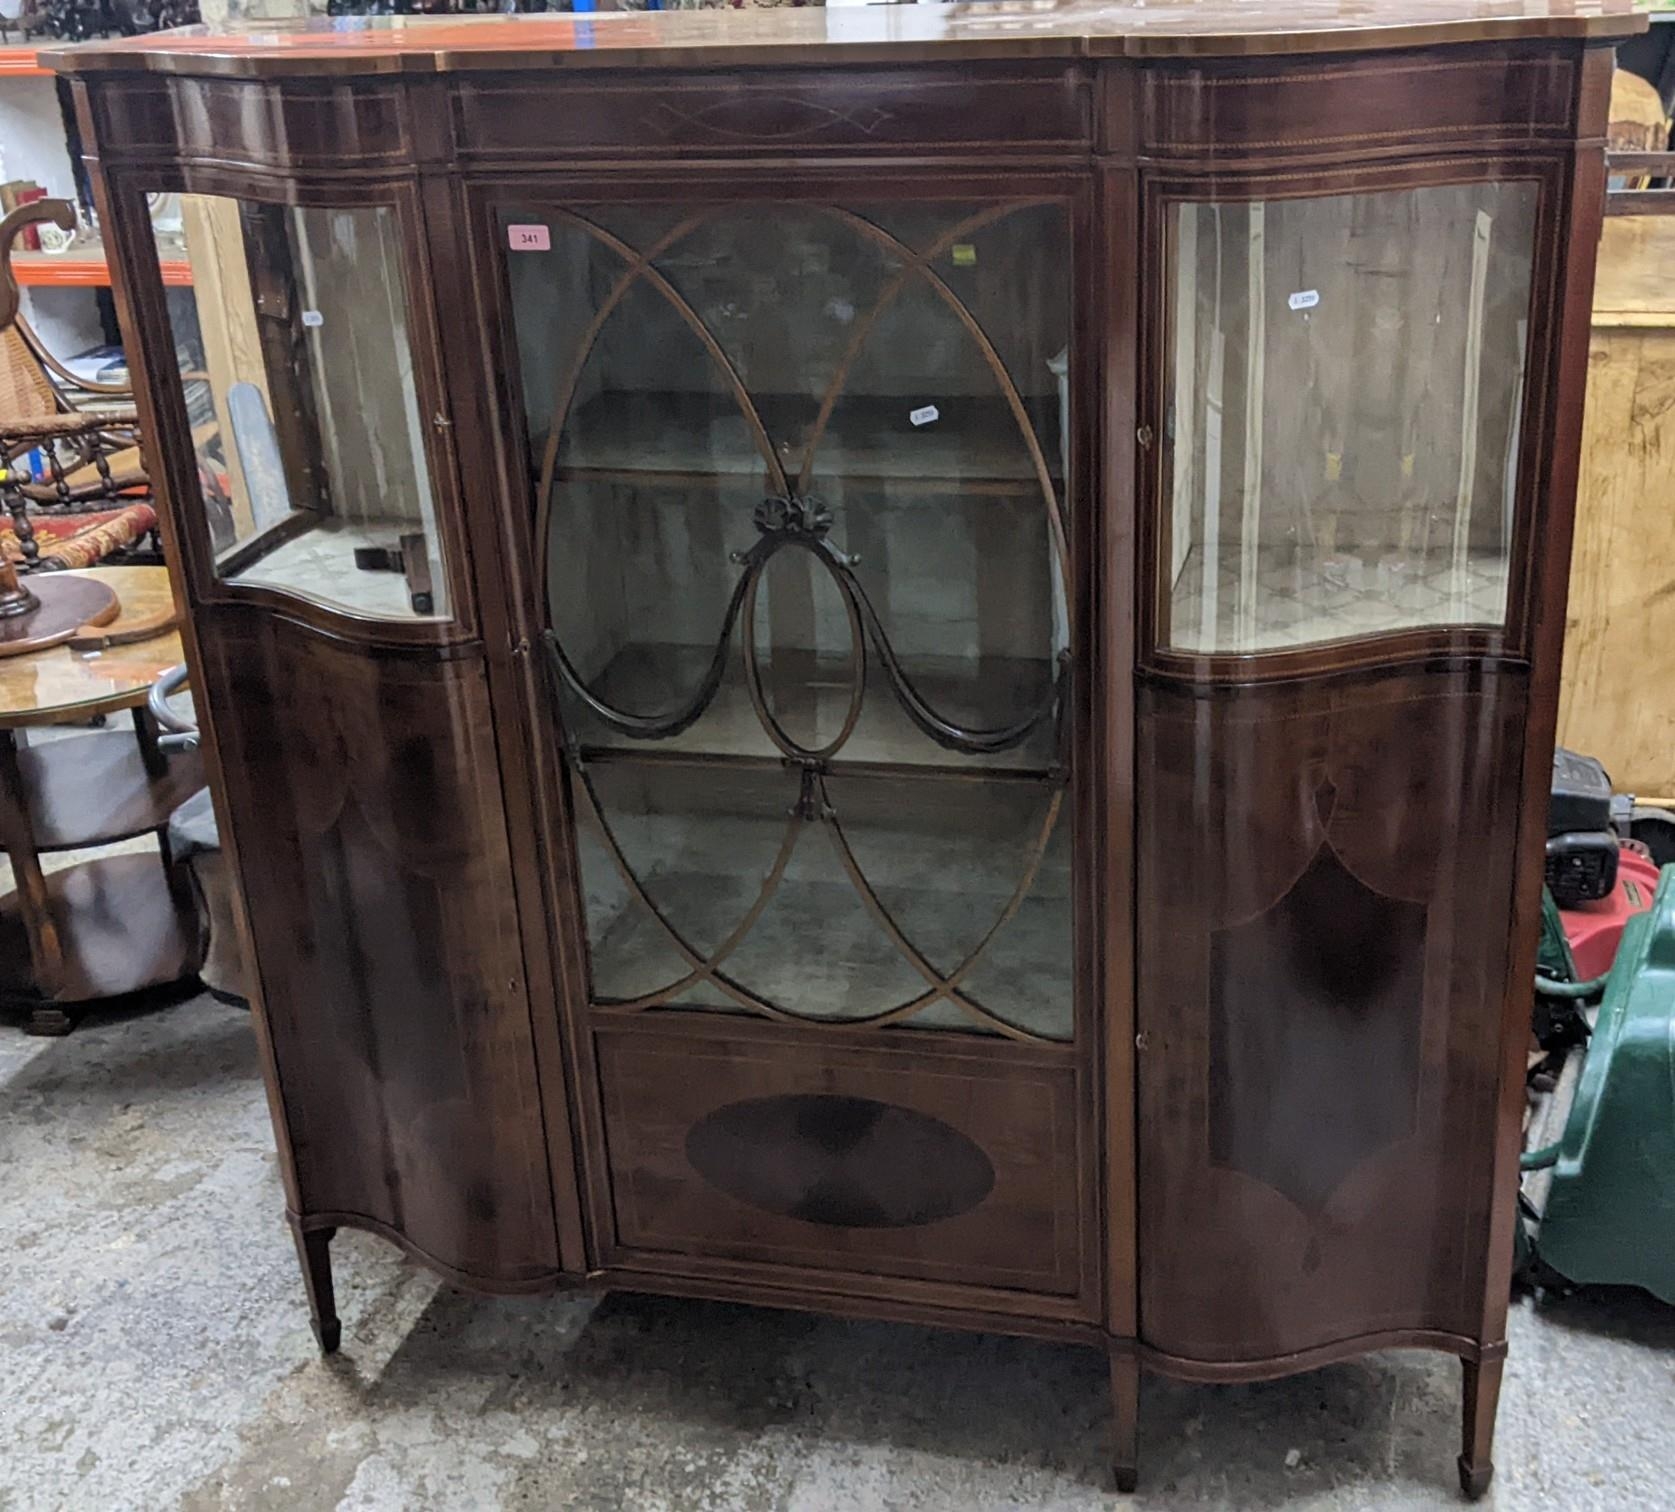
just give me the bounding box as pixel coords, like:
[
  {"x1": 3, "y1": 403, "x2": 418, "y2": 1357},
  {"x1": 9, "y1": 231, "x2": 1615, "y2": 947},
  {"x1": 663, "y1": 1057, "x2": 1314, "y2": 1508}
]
[{"x1": 49, "y1": 1, "x2": 1645, "y2": 1494}]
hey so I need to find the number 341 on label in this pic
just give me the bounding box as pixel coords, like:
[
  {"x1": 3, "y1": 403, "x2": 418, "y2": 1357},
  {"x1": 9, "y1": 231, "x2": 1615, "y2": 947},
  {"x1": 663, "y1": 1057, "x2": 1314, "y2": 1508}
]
[{"x1": 508, "y1": 224, "x2": 552, "y2": 252}]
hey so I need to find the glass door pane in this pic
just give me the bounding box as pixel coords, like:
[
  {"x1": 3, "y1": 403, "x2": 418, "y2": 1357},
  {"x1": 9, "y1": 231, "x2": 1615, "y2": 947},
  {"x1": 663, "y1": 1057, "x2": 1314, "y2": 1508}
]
[
  {"x1": 506, "y1": 200, "x2": 1074, "y2": 1040},
  {"x1": 154, "y1": 195, "x2": 449, "y2": 620},
  {"x1": 1161, "y1": 180, "x2": 1538, "y2": 655}
]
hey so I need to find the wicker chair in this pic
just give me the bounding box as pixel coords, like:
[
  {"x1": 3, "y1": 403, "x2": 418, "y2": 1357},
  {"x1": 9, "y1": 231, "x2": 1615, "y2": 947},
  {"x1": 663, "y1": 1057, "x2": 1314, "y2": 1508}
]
[{"x1": 0, "y1": 197, "x2": 160, "y2": 572}]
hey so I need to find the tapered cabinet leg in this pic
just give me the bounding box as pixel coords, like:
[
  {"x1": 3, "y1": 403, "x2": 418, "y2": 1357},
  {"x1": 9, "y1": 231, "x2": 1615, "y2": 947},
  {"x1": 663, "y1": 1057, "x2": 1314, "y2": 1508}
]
[
  {"x1": 290, "y1": 1222, "x2": 341, "y2": 1354},
  {"x1": 25, "y1": 1004, "x2": 72, "y2": 1036},
  {"x1": 1459, "y1": 1354, "x2": 1503, "y2": 1499},
  {"x1": 1109, "y1": 1345, "x2": 1139, "y2": 1493}
]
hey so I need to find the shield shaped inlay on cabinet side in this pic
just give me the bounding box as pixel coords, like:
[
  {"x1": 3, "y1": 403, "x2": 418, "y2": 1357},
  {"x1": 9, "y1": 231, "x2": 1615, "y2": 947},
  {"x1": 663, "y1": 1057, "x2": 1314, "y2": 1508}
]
[{"x1": 1207, "y1": 842, "x2": 1426, "y2": 1215}]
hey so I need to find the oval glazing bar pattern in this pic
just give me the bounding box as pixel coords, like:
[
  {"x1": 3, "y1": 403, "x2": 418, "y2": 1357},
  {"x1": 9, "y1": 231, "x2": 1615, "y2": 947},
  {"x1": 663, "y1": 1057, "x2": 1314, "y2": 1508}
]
[{"x1": 524, "y1": 200, "x2": 1076, "y2": 1042}]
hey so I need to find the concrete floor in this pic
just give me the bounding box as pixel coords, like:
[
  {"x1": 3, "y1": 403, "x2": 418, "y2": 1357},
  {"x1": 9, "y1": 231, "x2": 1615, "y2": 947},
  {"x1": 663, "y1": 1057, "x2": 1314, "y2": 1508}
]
[{"x1": 2, "y1": 994, "x2": 1673, "y2": 1512}]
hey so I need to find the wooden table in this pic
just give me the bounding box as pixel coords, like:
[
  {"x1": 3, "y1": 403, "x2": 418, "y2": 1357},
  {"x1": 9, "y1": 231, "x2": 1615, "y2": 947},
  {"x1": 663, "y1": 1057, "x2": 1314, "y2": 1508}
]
[{"x1": 0, "y1": 566, "x2": 206, "y2": 1034}]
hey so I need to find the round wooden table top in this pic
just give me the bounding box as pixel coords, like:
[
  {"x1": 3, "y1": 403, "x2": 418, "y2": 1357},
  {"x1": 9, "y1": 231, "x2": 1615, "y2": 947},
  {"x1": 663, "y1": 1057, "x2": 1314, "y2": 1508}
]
[{"x1": 0, "y1": 566, "x2": 185, "y2": 729}]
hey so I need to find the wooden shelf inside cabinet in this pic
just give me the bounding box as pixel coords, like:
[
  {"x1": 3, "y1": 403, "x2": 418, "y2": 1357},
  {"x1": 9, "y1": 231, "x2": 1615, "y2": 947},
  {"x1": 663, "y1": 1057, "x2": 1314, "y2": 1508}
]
[
  {"x1": 0, "y1": 47, "x2": 47, "y2": 77},
  {"x1": 549, "y1": 391, "x2": 1064, "y2": 499},
  {"x1": 16, "y1": 732, "x2": 205, "y2": 851},
  {"x1": 0, "y1": 852, "x2": 199, "y2": 1005},
  {"x1": 572, "y1": 644, "x2": 1062, "y2": 777},
  {"x1": 12, "y1": 248, "x2": 193, "y2": 288}
]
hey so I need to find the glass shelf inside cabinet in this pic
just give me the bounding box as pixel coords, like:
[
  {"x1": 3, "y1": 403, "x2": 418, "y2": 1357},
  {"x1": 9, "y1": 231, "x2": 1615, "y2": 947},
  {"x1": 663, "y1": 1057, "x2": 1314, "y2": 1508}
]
[
  {"x1": 154, "y1": 195, "x2": 449, "y2": 620},
  {"x1": 507, "y1": 200, "x2": 1075, "y2": 1040},
  {"x1": 1161, "y1": 181, "x2": 1538, "y2": 656}
]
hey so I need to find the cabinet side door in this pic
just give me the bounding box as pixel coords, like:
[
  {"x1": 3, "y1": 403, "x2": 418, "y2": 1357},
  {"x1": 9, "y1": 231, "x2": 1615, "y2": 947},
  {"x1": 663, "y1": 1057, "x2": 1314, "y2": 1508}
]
[
  {"x1": 1132, "y1": 128, "x2": 1579, "y2": 1367},
  {"x1": 199, "y1": 612, "x2": 562, "y2": 1286},
  {"x1": 86, "y1": 104, "x2": 564, "y2": 1290}
]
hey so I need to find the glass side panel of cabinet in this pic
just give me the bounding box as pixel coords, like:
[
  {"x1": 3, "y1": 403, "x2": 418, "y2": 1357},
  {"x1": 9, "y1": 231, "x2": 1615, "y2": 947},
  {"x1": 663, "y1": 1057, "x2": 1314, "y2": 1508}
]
[
  {"x1": 153, "y1": 195, "x2": 449, "y2": 620},
  {"x1": 507, "y1": 200, "x2": 1073, "y2": 1040},
  {"x1": 1161, "y1": 181, "x2": 1538, "y2": 655}
]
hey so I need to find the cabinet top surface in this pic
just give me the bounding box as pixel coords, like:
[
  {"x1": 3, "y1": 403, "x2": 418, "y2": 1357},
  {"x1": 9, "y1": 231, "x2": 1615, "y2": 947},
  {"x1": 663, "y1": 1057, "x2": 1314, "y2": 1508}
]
[{"x1": 45, "y1": 0, "x2": 1645, "y2": 77}]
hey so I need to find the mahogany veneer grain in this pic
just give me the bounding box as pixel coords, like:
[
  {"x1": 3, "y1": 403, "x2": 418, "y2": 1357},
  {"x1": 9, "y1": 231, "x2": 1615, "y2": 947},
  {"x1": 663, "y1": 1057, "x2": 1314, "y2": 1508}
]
[{"x1": 45, "y1": 3, "x2": 1644, "y2": 78}]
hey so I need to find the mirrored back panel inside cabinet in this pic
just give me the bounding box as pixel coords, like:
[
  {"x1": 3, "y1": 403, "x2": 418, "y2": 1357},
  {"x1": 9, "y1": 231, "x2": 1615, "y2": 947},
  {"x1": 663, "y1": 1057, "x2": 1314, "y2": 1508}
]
[{"x1": 502, "y1": 196, "x2": 1081, "y2": 1048}]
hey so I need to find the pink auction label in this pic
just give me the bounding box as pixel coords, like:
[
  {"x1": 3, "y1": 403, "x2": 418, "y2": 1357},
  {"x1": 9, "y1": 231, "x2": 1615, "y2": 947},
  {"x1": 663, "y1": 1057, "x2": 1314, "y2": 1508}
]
[{"x1": 507, "y1": 224, "x2": 552, "y2": 252}]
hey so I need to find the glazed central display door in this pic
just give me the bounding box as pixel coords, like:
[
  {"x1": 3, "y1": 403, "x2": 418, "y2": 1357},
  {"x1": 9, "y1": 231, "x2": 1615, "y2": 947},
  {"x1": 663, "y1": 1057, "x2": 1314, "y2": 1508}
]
[{"x1": 497, "y1": 188, "x2": 1100, "y2": 1310}]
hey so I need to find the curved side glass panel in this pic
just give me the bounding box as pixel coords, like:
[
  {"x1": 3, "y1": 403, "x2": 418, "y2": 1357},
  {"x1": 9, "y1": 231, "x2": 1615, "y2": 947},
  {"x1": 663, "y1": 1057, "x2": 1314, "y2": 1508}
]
[
  {"x1": 154, "y1": 195, "x2": 449, "y2": 620},
  {"x1": 1161, "y1": 181, "x2": 1538, "y2": 655}
]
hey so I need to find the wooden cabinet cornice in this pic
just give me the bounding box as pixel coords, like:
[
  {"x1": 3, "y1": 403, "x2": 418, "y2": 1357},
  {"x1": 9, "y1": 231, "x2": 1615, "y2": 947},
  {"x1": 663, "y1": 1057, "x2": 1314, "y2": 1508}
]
[{"x1": 50, "y1": 2, "x2": 1645, "y2": 1493}]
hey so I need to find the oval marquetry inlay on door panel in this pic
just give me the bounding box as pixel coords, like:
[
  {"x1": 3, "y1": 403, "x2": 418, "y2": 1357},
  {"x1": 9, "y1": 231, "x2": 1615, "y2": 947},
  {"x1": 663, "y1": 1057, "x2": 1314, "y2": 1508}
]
[{"x1": 685, "y1": 1093, "x2": 995, "y2": 1229}]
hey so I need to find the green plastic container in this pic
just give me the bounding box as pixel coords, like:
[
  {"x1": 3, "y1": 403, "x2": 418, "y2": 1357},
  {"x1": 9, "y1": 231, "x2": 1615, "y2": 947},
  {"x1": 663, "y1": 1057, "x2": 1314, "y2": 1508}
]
[{"x1": 1533, "y1": 865, "x2": 1675, "y2": 1302}]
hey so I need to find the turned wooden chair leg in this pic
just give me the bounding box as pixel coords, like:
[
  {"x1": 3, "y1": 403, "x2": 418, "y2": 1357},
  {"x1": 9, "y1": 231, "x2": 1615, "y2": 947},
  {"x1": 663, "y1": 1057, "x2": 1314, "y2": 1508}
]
[
  {"x1": 1110, "y1": 1345, "x2": 1140, "y2": 1493},
  {"x1": 1459, "y1": 1354, "x2": 1503, "y2": 1499},
  {"x1": 1, "y1": 481, "x2": 39, "y2": 574},
  {"x1": 290, "y1": 1222, "x2": 341, "y2": 1354}
]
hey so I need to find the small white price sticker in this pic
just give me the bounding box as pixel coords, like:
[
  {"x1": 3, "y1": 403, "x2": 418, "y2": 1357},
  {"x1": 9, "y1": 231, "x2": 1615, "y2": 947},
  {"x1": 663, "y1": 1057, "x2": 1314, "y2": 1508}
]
[
  {"x1": 1288, "y1": 289, "x2": 1320, "y2": 311},
  {"x1": 909, "y1": 405, "x2": 940, "y2": 427},
  {"x1": 507, "y1": 224, "x2": 552, "y2": 252}
]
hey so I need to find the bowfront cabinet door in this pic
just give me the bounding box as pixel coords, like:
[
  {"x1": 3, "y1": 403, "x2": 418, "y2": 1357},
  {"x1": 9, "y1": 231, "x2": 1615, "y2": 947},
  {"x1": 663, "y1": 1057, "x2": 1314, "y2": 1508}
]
[
  {"x1": 499, "y1": 189, "x2": 1098, "y2": 1309},
  {"x1": 1135, "y1": 166, "x2": 1555, "y2": 1364},
  {"x1": 124, "y1": 178, "x2": 561, "y2": 1287}
]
